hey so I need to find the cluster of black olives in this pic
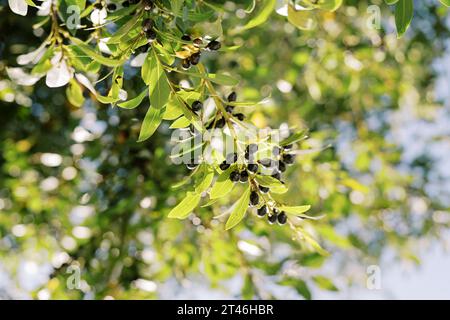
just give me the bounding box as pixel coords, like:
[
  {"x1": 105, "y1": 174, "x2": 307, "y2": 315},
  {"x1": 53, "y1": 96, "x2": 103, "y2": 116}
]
[
  {"x1": 142, "y1": 18, "x2": 156, "y2": 42},
  {"x1": 258, "y1": 145, "x2": 296, "y2": 182},
  {"x1": 179, "y1": 35, "x2": 221, "y2": 69},
  {"x1": 224, "y1": 92, "x2": 245, "y2": 121},
  {"x1": 256, "y1": 206, "x2": 288, "y2": 225}
]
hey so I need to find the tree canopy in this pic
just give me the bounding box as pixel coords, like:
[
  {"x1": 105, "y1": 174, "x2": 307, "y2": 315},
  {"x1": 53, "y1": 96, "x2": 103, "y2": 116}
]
[{"x1": 0, "y1": 0, "x2": 449, "y2": 299}]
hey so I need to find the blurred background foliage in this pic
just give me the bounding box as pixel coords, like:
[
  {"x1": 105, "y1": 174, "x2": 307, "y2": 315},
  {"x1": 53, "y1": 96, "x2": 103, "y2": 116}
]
[{"x1": 0, "y1": 0, "x2": 450, "y2": 299}]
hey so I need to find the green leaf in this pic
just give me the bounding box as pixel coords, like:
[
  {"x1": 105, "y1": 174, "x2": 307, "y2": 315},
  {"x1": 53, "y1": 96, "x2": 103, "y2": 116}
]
[
  {"x1": 255, "y1": 175, "x2": 288, "y2": 194},
  {"x1": 118, "y1": 89, "x2": 148, "y2": 109},
  {"x1": 210, "y1": 167, "x2": 235, "y2": 199},
  {"x1": 225, "y1": 187, "x2": 251, "y2": 230},
  {"x1": 168, "y1": 191, "x2": 202, "y2": 219},
  {"x1": 70, "y1": 38, "x2": 124, "y2": 67},
  {"x1": 279, "y1": 278, "x2": 311, "y2": 300},
  {"x1": 312, "y1": 276, "x2": 338, "y2": 291},
  {"x1": 395, "y1": 0, "x2": 414, "y2": 37},
  {"x1": 107, "y1": 16, "x2": 141, "y2": 44},
  {"x1": 280, "y1": 129, "x2": 308, "y2": 146},
  {"x1": 137, "y1": 106, "x2": 163, "y2": 142},
  {"x1": 143, "y1": 50, "x2": 171, "y2": 109},
  {"x1": 287, "y1": 5, "x2": 316, "y2": 31},
  {"x1": 182, "y1": 69, "x2": 239, "y2": 86},
  {"x1": 279, "y1": 205, "x2": 313, "y2": 216},
  {"x1": 163, "y1": 95, "x2": 184, "y2": 120},
  {"x1": 242, "y1": 0, "x2": 276, "y2": 30},
  {"x1": 440, "y1": 0, "x2": 450, "y2": 6},
  {"x1": 169, "y1": 116, "x2": 190, "y2": 129},
  {"x1": 66, "y1": 79, "x2": 84, "y2": 107},
  {"x1": 194, "y1": 165, "x2": 215, "y2": 193}
]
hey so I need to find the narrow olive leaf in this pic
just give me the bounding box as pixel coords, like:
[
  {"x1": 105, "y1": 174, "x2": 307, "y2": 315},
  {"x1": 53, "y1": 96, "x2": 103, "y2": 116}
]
[
  {"x1": 301, "y1": 228, "x2": 329, "y2": 256},
  {"x1": 312, "y1": 276, "x2": 338, "y2": 291},
  {"x1": 195, "y1": 166, "x2": 215, "y2": 193},
  {"x1": 395, "y1": 0, "x2": 413, "y2": 37},
  {"x1": 118, "y1": 88, "x2": 147, "y2": 109},
  {"x1": 255, "y1": 175, "x2": 288, "y2": 194},
  {"x1": 201, "y1": 198, "x2": 219, "y2": 208},
  {"x1": 70, "y1": 37, "x2": 124, "y2": 67},
  {"x1": 440, "y1": 0, "x2": 450, "y2": 6},
  {"x1": 210, "y1": 167, "x2": 235, "y2": 199},
  {"x1": 242, "y1": 0, "x2": 276, "y2": 30},
  {"x1": 384, "y1": 0, "x2": 399, "y2": 4},
  {"x1": 180, "y1": 69, "x2": 239, "y2": 86},
  {"x1": 141, "y1": 51, "x2": 155, "y2": 85},
  {"x1": 148, "y1": 50, "x2": 171, "y2": 109},
  {"x1": 66, "y1": 79, "x2": 84, "y2": 107},
  {"x1": 137, "y1": 106, "x2": 163, "y2": 142},
  {"x1": 278, "y1": 205, "x2": 323, "y2": 220},
  {"x1": 107, "y1": 16, "x2": 140, "y2": 44},
  {"x1": 225, "y1": 187, "x2": 251, "y2": 230},
  {"x1": 280, "y1": 129, "x2": 308, "y2": 146},
  {"x1": 167, "y1": 191, "x2": 202, "y2": 219},
  {"x1": 169, "y1": 116, "x2": 190, "y2": 129}
]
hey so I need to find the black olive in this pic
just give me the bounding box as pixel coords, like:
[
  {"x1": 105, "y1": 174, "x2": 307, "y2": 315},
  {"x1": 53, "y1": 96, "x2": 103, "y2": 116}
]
[
  {"x1": 278, "y1": 161, "x2": 286, "y2": 172},
  {"x1": 181, "y1": 59, "x2": 191, "y2": 70},
  {"x1": 206, "y1": 40, "x2": 221, "y2": 51},
  {"x1": 277, "y1": 212, "x2": 287, "y2": 225},
  {"x1": 246, "y1": 144, "x2": 258, "y2": 154},
  {"x1": 229, "y1": 171, "x2": 240, "y2": 182},
  {"x1": 94, "y1": 3, "x2": 103, "y2": 9},
  {"x1": 272, "y1": 171, "x2": 281, "y2": 180},
  {"x1": 193, "y1": 38, "x2": 203, "y2": 47},
  {"x1": 122, "y1": 0, "x2": 129, "y2": 6},
  {"x1": 249, "y1": 191, "x2": 259, "y2": 206},
  {"x1": 247, "y1": 163, "x2": 258, "y2": 173},
  {"x1": 186, "y1": 162, "x2": 198, "y2": 170},
  {"x1": 219, "y1": 161, "x2": 230, "y2": 171},
  {"x1": 191, "y1": 100, "x2": 203, "y2": 112},
  {"x1": 239, "y1": 170, "x2": 249, "y2": 182},
  {"x1": 225, "y1": 105, "x2": 234, "y2": 113},
  {"x1": 282, "y1": 153, "x2": 296, "y2": 164},
  {"x1": 189, "y1": 52, "x2": 201, "y2": 65},
  {"x1": 139, "y1": 44, "x2": 149, "y2": 53},
  {"x1": 181, "y1": 34, "x2": 191, "y2": 41},
  {"x1": 107, "y1": 3, "x2": 116, "y2": 11},
  {"x1": 142, "y1": 18, "x2": 154, "y2": 32},
  {"x1": 233, "y1": 113, "x2": 245, "y2": 121},
  {"x1": 215, "y1": 117, "x2": 225, "y2": 128},
  {"x1": 268, "y1": 214, "x2": 277, "y2": 224},
  {"x1": 146, "y1": 29, "x2": 157, "y2": 41},
  {"x1": 283, "y1": 144, "x2": 293, "y2": 150},
  {"x1": 143, "y1": 0, "x2": 153, "y2": 10},
  {"x1": 259, "y1": 185, "x2": 270, "y2": 193},
  {"x1": 227, "y1": 91, "x2": 237, "y2": 102},
  {"x1": 257, "y1": 205, "x2": 268, "y2": 217}
]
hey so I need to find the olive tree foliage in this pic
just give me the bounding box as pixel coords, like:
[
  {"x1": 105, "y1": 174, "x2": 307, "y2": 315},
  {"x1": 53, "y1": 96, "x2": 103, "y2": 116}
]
[{"x1": 0, "y1": 0, "x2": 449, "y2": 299}]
